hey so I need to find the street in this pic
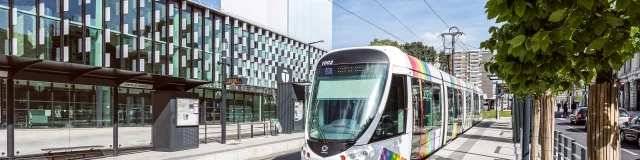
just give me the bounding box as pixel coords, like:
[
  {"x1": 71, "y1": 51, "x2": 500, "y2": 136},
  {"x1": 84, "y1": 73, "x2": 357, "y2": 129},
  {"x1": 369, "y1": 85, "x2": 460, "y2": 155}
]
[
  {"x1": 254, "y1": 150, "x2": 300, "y2": 160},
  {"x1": 554, "y1": 111, "x2": 640, "y2": 160}
]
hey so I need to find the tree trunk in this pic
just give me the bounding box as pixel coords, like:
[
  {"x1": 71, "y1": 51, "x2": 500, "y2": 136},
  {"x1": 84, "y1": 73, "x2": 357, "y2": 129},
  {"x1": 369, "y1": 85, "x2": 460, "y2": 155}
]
[
  {"x1": 587, "y1": 70, "x2": 620, "y2": 160},
  {"x1": 539, "y1": 94, "x2": 554, "y2": 160},
  {"x1": 531, "y1": 98, "x2": 541, "y2": 160}
]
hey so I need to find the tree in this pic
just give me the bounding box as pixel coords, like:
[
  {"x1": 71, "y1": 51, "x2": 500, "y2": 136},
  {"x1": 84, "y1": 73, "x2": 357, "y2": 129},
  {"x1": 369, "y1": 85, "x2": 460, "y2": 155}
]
[
  {"x1": 369, "y1": 38, "x2": 406, "y2": 52},
  {"x1": 438, "y1": 51, "x2": 451, "y2": 72},
  {"x1": 369, "y1": 39, "x2": 439, "y2": 64},
  {"x1": 481, "y1": 0, "x2": 640, "y2": 159},
  {"x1": 404, "y1": 42, "x2": 438, "y2": 64}
]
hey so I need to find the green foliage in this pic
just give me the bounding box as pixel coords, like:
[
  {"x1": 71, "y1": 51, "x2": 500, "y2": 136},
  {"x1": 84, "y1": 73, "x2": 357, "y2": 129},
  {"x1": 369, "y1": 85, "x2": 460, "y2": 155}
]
[
  {"x1": 369, "y1": 39, "x2": 438, "y2": 64},
  {"x1": 438, "y1": 51, "x2": 451, "y2": 72},
  {"x1": 480, "y1": 0, "x2": 640, "y2": 98},
  {"x1": 404, "y1": 42, "x2": 438, "y2": 63},
  {"x1": 369, "y1": 38, "x2": 406, "y2": 52}
]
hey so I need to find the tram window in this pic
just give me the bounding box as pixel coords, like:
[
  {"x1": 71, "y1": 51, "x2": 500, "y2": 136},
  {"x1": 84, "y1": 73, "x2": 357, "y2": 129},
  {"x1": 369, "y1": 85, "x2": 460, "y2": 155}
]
[
  {"x1": 432, "y1": 84, "x2": 442, "y2": 127},
  {"x1": 371, "y1": 75, "x2": 406, "y2": 141},
  {"x1": 421, "y1": 81, "x2": 434, "y2": 129}
]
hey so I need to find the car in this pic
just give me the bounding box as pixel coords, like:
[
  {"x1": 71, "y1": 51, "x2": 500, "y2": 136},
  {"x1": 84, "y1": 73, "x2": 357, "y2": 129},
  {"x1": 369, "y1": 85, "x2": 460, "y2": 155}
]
[
  {"x1": 620, "y1": 113, "x2": 640, "y2": 147},
  {"x1": 569, "y1": 107, "x2": 588, "y2": 125},
  {"x1": 585, "y1": 108, "x2": 630, "y2": 130}
]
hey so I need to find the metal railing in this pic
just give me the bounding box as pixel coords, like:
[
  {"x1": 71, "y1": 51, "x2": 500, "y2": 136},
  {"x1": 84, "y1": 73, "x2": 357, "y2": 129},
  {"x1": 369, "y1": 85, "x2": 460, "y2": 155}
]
[{"x1": 554, "y1": 130, "x2": 587, "y2": 160}]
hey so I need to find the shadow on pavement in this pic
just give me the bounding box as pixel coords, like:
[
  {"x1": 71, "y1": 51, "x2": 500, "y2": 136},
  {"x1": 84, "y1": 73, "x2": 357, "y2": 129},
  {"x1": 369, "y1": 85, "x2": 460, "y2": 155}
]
[
  {"x1": 438, "y1": 148, "x2": 511, "y2": 160},
  {"x1": 457, "y1": 132, "x2": 513, "y2": 144}
]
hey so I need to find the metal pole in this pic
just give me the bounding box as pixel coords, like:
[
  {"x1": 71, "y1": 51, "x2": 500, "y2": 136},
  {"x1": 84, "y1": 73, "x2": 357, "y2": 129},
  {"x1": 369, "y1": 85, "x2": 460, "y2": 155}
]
[
  {"x1": 451, "y1": 34, "x2": 456, "y2": 76},
  {"x1": 203, "y1": 90, "x2": 207, "y2": 144},
  {"x1": 512, "y1": 96, "x2": 516, "y2": 141},
  {"x1": 7, "y1": 79, "x2": 14, "y2": 160},
  {"x1": 220, "y1": 58, "x2": 227, "y2": 144},
  {"x1": 112, "y1": 87, "x2": 119, "y2": 156},
  {"x1": 522, "y1": 96, "x2": 532, "y2": 160}
]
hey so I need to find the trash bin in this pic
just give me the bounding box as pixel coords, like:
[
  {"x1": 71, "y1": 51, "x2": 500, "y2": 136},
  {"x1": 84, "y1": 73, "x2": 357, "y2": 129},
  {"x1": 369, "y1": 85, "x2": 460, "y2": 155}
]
[{"x1": 270, "y1": 119, "x2": 281, "y2": 136}]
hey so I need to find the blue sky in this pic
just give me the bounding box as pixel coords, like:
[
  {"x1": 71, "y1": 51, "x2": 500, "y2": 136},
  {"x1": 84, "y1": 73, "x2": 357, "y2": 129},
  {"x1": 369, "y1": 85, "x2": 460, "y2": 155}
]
[{"x1": 332, "y1": 0, "x2": 495, "y2": 51}]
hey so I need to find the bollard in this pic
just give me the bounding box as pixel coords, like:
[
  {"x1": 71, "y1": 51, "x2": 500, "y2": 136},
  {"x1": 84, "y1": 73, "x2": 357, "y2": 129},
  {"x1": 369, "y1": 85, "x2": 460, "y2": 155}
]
[
  {"x1": 580, "y1": 147, "x2": 587, "y2": 160},
  {"x1": 251, "y1": 123, "x2": 254, "y2": 138},
  {"x1": 237, "y1": 123, "x2": 241, "y2": 141}
]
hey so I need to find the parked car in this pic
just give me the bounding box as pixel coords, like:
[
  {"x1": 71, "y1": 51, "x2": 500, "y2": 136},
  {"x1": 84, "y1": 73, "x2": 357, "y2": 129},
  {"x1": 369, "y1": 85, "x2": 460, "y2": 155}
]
[
  {"x1": 570, "y1": 107, "x2": 588, "y2": 125},
  {"x1": 620, "y1": 113, "x2": 640, "y2": 147},
  {"x1": 584, "y1": 108, "x2": 630, "y2": 130}
]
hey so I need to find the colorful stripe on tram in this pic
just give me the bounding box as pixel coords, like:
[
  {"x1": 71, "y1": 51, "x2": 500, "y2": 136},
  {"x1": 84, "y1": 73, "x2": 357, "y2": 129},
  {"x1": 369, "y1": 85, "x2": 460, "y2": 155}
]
[
  {"x1": 381, "y1": 148, "x2": 407, "y2": 160},
  {"x1": 407, "y1": 56, "x2": 432, "y2": 80},
  {"x1": 450, "y1": 122, "x2": 458, "y2": 138},
  {"x1": 420, "y1": 129, "x2": 442, "y2": 158}
]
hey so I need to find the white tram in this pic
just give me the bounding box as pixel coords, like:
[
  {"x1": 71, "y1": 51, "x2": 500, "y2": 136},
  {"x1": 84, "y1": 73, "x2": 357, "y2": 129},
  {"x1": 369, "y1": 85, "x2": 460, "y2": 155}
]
[{"x1": 302, "y1": 46, "x2": 484, "y2": 160}]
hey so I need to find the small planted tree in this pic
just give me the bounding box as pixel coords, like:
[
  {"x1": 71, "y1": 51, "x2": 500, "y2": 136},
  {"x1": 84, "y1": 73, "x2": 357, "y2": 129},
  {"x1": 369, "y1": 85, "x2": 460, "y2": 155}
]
[{"x1": 481, "y1": 0, "x2": 640, "y2": 159}]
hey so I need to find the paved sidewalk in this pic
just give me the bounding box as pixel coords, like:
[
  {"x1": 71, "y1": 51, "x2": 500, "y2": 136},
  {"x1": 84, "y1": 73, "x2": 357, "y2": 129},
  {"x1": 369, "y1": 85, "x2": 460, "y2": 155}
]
[
  {"x1": 103, "y1": 132, "x2": 305, "y2": 160},
  {"x1": 428, "y1": 118, "x2": 519, "y2": 160}
]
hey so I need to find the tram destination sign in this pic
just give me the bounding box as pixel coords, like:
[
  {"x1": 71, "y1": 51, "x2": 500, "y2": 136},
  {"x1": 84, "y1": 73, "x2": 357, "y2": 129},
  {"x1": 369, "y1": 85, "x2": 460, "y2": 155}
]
[{"x1": 226, "y1": 78, "x2": 248, "y2": 85}]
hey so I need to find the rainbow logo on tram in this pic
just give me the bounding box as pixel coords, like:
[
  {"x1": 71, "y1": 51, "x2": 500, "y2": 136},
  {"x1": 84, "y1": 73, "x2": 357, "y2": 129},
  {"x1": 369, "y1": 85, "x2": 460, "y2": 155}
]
[
  {"x1": 381, "y1": 148, "x2": 407, "y2": 160},
  {"x1": 407, "y1": 56, "x2": 432, "y2": 80}
]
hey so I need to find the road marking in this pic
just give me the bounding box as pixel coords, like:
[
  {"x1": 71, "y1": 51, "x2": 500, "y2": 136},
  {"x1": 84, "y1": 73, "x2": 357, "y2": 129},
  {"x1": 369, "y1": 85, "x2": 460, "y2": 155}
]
[
  {"x1": 558, "y1": 122, "x2": 586, "y2": 135},
  {"x1": 557, "y1": 118, "x2": 639, "y2": 156},
  {"x1": 621, "y1": 148, "x2": 639, "y2": 156}
]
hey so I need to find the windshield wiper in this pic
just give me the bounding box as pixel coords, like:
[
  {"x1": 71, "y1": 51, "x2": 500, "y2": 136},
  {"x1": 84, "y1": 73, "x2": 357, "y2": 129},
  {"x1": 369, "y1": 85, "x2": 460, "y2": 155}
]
[{"x1": 311, "y1": 101, "x2": 328, "y2": 143}]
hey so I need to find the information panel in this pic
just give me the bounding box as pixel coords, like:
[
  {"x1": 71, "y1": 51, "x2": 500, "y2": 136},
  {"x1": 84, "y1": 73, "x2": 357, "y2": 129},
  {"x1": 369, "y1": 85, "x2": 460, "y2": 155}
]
[{"x1": 176, "y1": 98, "x2": 199, "y2": 126}]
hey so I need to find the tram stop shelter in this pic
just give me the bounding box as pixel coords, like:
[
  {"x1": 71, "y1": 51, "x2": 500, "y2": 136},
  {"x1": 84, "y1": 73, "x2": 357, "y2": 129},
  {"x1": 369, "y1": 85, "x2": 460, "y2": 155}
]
[
  {"x1": 0, "y1": 55, "x2": 213, "y2": 158},
  {"x1": 275, "y1": 66, "x2": 311, "y2": 134}
]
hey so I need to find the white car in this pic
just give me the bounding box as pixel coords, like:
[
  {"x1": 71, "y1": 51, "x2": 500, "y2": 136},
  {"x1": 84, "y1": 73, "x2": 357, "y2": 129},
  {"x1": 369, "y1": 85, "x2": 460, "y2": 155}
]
[{"x1": 585, "y1": 108, "x2": 630, "y2": 129}]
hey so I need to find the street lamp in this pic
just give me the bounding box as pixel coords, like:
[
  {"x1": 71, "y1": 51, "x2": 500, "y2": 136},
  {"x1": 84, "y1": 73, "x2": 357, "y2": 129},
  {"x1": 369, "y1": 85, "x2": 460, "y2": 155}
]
[
  {"x1": 217, "y1": 40, "x2": 230, "y2": 144},
  {"x1": 308, "y1": 40, "x2": 324, "y2": 45}
]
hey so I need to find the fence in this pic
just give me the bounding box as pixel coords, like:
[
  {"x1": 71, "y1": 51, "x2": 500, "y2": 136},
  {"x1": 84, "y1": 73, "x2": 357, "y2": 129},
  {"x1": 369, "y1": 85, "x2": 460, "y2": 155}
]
[{"x1": 554, "y1": 130, "x2": 587, "y2": 160}]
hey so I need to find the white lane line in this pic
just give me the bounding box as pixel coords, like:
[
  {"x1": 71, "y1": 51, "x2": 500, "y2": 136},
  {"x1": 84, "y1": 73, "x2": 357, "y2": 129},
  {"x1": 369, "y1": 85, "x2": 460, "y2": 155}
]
[
  {"x1": 557, "y1": 121, "x2": 586, "y2": 135},
  {"x1": 622, "y1": 148, "x2": 639, "y2": 156},
  {"x1": 556, "y1": 119, "x2": 639, "y2": 156}
]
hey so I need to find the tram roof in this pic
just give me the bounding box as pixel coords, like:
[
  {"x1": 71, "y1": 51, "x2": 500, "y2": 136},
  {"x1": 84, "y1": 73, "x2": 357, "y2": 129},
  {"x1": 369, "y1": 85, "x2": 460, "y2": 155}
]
[{"x1": 324, "y1": 46, "x2": 482, "y2": 93}]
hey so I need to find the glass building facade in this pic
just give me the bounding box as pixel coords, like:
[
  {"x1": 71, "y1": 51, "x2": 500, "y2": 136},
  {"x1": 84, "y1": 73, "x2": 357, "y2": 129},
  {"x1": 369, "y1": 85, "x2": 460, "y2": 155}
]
[{"x1": 0, "y1": 0, "x2": 326, "y2": 157}]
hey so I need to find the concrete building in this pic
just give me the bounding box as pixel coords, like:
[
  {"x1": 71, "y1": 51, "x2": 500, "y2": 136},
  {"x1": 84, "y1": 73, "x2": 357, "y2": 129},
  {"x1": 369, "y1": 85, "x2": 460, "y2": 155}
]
[
  {"x1": 618, "y1": 53, "x2": 640, "y2": 112},
  {"x1": 452, "y1": 50, "x2": 489, "y2": 88},
  {"x1": 479, "y1": 52, "x2": 495, "y2": 99},
  {"x1": 219, "y1": 0, "x2": 332, "y2": 51},
  {"x1": 0, "y1": 0, "x2": 330, "y2": 158}
]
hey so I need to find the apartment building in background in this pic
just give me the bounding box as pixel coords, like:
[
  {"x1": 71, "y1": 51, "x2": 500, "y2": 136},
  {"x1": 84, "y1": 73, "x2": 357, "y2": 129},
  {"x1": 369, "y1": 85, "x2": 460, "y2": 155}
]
[{"x1": 452, "y1": 50, "x2": 489, "y2": 87}]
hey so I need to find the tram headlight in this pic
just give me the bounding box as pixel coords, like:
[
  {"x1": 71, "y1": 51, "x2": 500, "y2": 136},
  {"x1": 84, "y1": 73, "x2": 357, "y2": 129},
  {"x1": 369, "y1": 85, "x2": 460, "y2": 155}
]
[
  {"x1": 361, "y1": 151, "x2": 369, "y2": 157},
  {"x1": 349, "y1": 154, "x2": 356, "y2": 159}
]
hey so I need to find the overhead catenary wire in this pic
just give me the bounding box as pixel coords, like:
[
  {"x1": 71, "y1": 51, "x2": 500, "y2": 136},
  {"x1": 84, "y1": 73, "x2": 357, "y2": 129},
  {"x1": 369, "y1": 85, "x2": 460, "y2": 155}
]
[
  {"x1": 422, "y1": 0, "x2": 450, "y2": 29},
  {"x1": 328, "y1": 0, "x2": 407, "y2": 43},
  {"x1": 457, "y1": 37, "x2": 481, "y2": 50},
  {"x1": 373, "y1": 0, "x2": 425, "y2": 44}
]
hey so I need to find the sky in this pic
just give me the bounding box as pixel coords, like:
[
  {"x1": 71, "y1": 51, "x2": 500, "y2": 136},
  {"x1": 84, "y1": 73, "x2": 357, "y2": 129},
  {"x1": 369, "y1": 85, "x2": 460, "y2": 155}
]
[{"x1": 331, "y1": 0, "x2": 495, "y2": 51}]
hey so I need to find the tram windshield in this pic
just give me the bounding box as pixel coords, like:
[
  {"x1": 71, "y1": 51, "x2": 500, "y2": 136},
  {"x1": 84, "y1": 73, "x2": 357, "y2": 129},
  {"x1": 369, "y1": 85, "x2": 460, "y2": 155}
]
[{"x1": 308, "y1": 63, "x2": 388, "y2": 141}]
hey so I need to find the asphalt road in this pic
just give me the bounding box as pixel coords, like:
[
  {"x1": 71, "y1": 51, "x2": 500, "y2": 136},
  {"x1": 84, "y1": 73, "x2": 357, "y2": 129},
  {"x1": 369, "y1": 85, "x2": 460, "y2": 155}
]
[
  {"x1": 554, "y1": 111, "x2": 640, "y2": 160},
  {"x1": 255, "y1": 150, "x2": 300, "y2": 160}
]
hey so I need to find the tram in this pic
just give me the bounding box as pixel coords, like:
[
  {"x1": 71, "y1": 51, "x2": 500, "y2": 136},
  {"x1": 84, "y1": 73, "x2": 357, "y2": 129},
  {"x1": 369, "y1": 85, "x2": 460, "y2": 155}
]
[{"x1": 302, "y1": 46, "x2": 484, "y2": 160}]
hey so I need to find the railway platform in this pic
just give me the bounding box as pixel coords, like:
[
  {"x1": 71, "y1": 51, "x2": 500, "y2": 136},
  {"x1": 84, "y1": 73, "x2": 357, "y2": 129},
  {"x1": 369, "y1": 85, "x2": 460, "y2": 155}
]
[{"x1": 427, "y1": 118, "x2": 520, "y2": 160}]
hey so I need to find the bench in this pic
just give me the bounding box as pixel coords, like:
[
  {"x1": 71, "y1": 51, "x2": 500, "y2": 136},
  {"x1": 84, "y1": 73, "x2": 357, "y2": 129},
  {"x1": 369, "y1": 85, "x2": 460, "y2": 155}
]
[
  {"x1": 234, "y1": 122, "x2": 269, "y2": 141},
  {"x1": 41, "y1": 145, "x2": 105, "y2": 153}
]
